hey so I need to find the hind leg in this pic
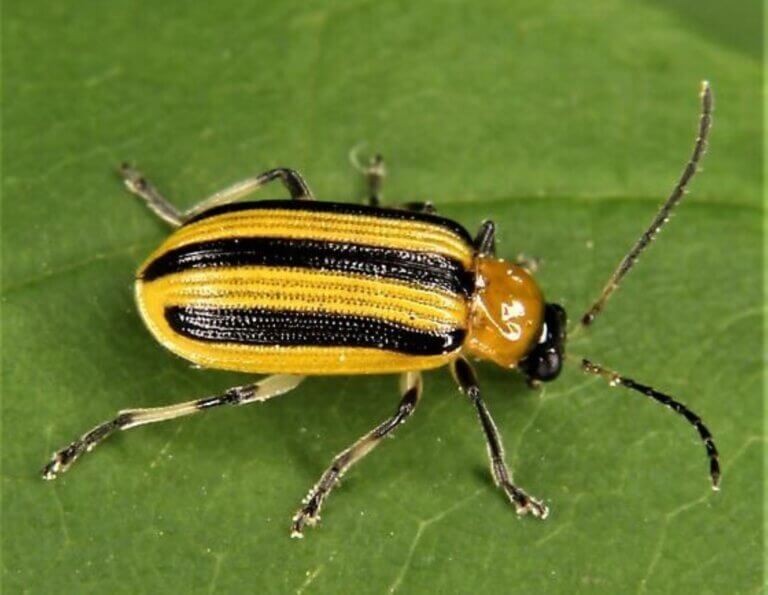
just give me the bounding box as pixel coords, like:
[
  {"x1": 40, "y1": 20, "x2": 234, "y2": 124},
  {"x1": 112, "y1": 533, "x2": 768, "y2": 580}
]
[{"x1": 120, "y1": 164, "x2": 314, "y2": 227}]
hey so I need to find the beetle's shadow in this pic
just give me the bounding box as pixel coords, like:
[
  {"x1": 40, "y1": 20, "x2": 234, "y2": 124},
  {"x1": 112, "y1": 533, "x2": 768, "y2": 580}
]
[
  {"x1": 641, "y1": 0, "x2": 759, "y2": 60},
  {"x1": 471, "y1": 466, "x2": 495, "y2": 490},
  {"x1": 273, "y1": 375, "x2": 390, "y2": 477}
]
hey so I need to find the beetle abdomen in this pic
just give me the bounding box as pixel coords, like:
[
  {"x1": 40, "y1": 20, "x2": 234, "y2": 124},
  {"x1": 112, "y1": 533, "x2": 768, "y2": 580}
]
[{"x1": 135, "y1": 200, "x2": 475, "y2": 374}]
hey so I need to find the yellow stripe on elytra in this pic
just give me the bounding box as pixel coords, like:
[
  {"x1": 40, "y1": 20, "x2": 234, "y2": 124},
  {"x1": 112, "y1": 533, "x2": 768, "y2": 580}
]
[
  {"x1": 141, "y1": 267, "x2": 468, "y2": 332},
  {"x1": 135, "y1": 282, "x2": 460, "y2": 375},
  {"x1": 146, "y1": 209, "x2": 473, "y2": 269}
]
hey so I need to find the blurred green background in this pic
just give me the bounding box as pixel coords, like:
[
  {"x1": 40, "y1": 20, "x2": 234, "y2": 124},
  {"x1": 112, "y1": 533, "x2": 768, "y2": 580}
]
[{"x1": 2, "y1": 1, "x2": 762, "y2": 593}]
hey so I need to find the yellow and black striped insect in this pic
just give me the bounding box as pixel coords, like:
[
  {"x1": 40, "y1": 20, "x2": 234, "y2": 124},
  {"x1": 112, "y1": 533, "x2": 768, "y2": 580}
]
[{"x1": 42, "y1": 83, "x2": 720, "y2": 538}]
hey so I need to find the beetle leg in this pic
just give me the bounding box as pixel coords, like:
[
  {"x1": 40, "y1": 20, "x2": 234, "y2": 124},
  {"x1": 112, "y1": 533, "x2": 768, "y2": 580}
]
[
  {"x1": 399, "y1": 200, "x2": 437, "y2": 214},
  {"x1": 473, "y1": 221, "x2": 496, "y2": 256},
  {"x1": 514, "y1": 253, "x2": 542, "y2": 274},
  {"x1": 120, "y1": 164, "x2": 314, "y2": 227},
  {"x1": 181, "y1": 168, "x2": 314, "y2": 221},
  {"x1": 291, "y1": 371, "x2": 422, "y2": 538},
  {"x1": 451, "y1": 355, "x2": 549, "y2": 519},
  {"x1": 349, "y1": 148, "x2": 437, "y2": 213},
  {"x1": 41, "y1": 375, "x2": 304, "y2": 480},
  {"x1": 350, "y1": 148, "x2": 386, "y2": 207},
  {"x1": 120, "y1": 163, "x2": 185, "y2": 227}
]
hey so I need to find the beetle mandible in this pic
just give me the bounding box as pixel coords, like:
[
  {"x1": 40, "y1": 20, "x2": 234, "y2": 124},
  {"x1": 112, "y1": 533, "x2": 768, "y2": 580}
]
[{"x1": 42, "y1": 82, "x2": 719, "y2": 538}]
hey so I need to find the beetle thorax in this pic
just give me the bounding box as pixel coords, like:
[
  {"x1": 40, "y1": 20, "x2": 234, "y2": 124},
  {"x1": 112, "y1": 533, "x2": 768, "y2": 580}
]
[{"x1": 465, "y1": 257, "x2": 545, "y2": 368}]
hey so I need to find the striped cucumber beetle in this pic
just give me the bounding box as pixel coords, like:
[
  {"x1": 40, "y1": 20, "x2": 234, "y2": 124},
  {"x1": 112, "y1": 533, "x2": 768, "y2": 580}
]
[{"x1": 42, "y1": 83, "x2": 719, "y2": 538}]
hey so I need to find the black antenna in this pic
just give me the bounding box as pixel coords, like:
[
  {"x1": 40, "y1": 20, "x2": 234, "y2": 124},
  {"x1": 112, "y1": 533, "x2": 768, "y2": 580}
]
[
  {"x1": 581, "y1": 81, "x2": 714, "y2": 327},
  {"x1": 581, "y1": 358, "x2": 720, "y2": 490}
]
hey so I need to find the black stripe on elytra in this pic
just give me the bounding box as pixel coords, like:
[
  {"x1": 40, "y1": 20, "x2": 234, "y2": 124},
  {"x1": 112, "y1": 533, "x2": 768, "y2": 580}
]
[
  {"x1": 165, "y1": 306, "x2": 466, "y2": 356},
  {"x1": 141, "y1": 237, "x2": 475, "y2": 296},
  {"x1": 185, "y1": 199, "x2": 474, "y2": 245}
]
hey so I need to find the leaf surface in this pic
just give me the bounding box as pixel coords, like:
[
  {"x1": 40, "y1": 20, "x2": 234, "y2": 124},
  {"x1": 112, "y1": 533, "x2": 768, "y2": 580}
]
[{"x1": 2, "y1": 1, "x2": 762, "y2": 593}]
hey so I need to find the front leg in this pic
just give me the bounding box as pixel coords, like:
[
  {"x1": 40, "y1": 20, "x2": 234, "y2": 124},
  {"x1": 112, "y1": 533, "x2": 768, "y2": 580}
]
[
  {"x1": 451, "y1": 355, "x2": 548, "y2": 518},
  {"x1": 291, "y1": 372, "x2": 422, "y2": 538},
  {"x1": 474, "y1": 221, "x2": 496, "y2": 256},
  {"x1": 514, "y1": 253, "x2": 541, "y2": 274}
]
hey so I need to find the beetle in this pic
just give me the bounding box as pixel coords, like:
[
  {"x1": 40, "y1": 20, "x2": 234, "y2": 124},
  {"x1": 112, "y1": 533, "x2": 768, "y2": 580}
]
[{"x1": 42, "y1": 82, "x2": 719, "y2": 538}]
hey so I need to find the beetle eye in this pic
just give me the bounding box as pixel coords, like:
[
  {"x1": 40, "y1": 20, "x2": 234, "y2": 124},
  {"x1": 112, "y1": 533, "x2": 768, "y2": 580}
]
[
  {"x1": 531, "y1": 348, "x2": 562, "y2": 381},
  {"x1": 518, "y1": 303, "x2": 566, "y2": 382}
]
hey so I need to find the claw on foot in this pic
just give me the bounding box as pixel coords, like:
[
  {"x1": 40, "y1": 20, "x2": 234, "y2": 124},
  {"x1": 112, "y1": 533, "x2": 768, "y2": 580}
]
[
  {"x1": 516, "y1": 498, "x2": 549, "y2": 519},
  {"x1": 119, "y1": 163, "x2": 146, "y2": 193},
  {"x1": 504, "y1": 483, "x2": 549, "y2": 519},
  {"x1": 41, "y1": 453, "x2": 66, "y2": 480},
  {"x1": 290, "y1": 508, "x2": 320, "y2": 538}
]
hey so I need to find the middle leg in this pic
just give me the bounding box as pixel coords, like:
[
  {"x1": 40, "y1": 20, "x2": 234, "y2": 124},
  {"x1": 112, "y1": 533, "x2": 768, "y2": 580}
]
[
  {"x1": 291, "y1": 371, "x2": 423, "y2": 538},
  {"x1": 349, "y1": 147, "x2": 436, "y2": 213},
  {"x1": 350, "y1": 145, "x2": 386, "y2": 207}
]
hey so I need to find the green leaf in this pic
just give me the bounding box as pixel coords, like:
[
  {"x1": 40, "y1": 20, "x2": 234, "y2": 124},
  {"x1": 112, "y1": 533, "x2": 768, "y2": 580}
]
[{"x1": 2, "y1": 1, "x2": 762, "y2": 593}]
